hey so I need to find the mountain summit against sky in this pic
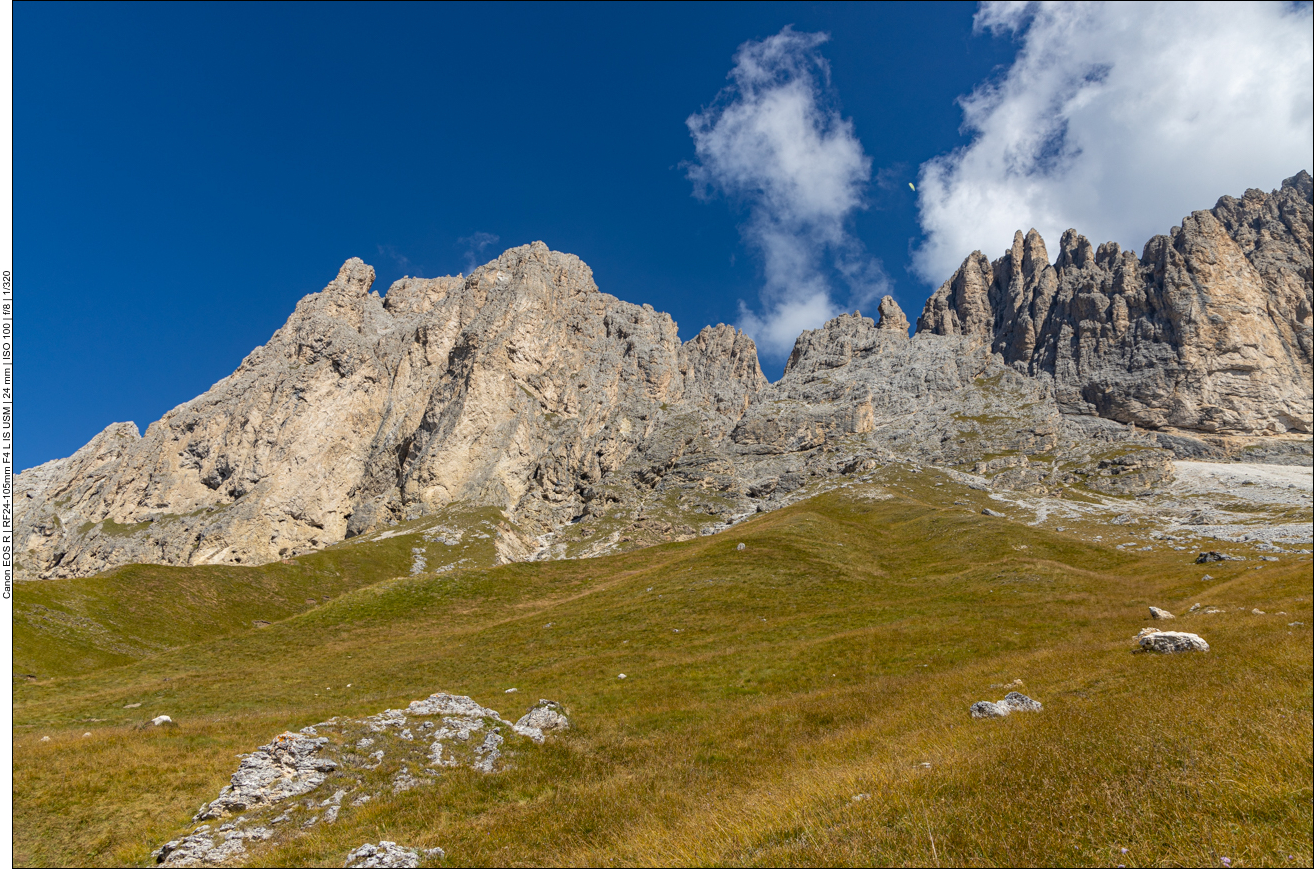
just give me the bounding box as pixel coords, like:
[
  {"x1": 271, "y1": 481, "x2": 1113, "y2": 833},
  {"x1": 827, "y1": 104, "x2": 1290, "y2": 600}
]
[{"x1": 15, "y1": 173, "x2": 1312, "y2": 580}]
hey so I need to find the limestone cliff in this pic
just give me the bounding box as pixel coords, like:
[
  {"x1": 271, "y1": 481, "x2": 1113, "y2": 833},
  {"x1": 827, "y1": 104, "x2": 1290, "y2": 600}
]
[
  {"x1": 917, "y1": 171, "x2": 1313, "y2": 434},
  {"x1": 16, "y1": 244, "x2": 766, "y2": 579},
  {"x1": 17, "y1": 175, "x2": 1312, "y2": 580}
]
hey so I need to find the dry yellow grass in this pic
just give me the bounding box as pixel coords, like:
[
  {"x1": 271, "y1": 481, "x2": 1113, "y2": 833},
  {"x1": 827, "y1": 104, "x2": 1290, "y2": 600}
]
[{"x1": 12, "y1": 472, "x2": 1313, "y2": 867}]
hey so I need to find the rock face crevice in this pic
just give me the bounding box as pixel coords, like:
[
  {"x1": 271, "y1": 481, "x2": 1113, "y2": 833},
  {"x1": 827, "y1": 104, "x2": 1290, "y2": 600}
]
[
  {"x1": 917, "y1": 171, "x2": 1313, "y2": 434},
  {"x1": 17, "y1": 174, "x2": 1312, "y2": 579}
]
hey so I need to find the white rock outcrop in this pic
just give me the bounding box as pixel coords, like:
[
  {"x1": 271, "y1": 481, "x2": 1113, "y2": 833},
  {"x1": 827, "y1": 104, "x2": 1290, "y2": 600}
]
[
  {"x1": 1137, "y1": 629, "x2": 1210, "y2": 653},
  {"x1": 343, "y1": 841, "x2": 444, "y2": 868},
  {"x1": 155, "y1": 692, "x2": 567, "y2": 866}
]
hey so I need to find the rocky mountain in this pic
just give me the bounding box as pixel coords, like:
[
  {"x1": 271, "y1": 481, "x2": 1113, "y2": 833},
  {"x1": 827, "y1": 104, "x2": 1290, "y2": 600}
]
[
  {"x1": 16, "y1": 173, "x2": 1312, "y2": 580},
  {"x1": 918, "y1": 171, "x2": 1312, "y2": 435}
]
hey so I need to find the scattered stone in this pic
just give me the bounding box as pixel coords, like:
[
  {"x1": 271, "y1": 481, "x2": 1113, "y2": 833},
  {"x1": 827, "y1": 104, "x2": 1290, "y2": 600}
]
[
  {"x1": 1290, "y1": 622, "x2": 1305, "y2": 627},
  {"x1": 82, "y1": 732, "x2": 92, "y2": 738},
  {"x1": 152, "y1": 715, "x2": 175, "y2": 727},
  {"x1": 124, "y1": 702, "x2": 142, "y2": 709},
  {"x1": 1188, "y1": 603, "x2": 1202, "y2": 612},
  {"x1": 343, "y1": 841, "x2": 445, "y2": 868},
  {"x1": 970, "y1": 692, "x2": 1042, "y2": 719},
  {"x1": 618, "y1": 674, "x2": 627, "y2": 680},
  {"x1": 504, "y1": 687, "x2": 517, "y2": 693},
  {"x1": 1137, "y1": 629, "x2": 1210, "y2": 653},
  {"x1": 39, "y1": 736, "x2": 50, "y2": 742},
  {"x1": 1002, "y1": 691, "x2": 1041, "y2": 711},
  {"x1": 1201, "y1": 574, "x2": 1214, "y2": 581},
  {"x1": 851, "y1": 793, "x2": 870, "y2": 802},
  {"x1": 513, "y1": 699, "x2": 571, "y2": 743},
  {"x1": 988, "y1": 678, "x2": 1024, "y2": 689},
  {"x1": 736, "y1": 542, "x2": 745, "y2": 551},
  {"x1": 969, "y1": 701, "x2": 1009, "y2": 719},
  {"x1": 981, "y1": 508, "x2": 1005, "y2": 517},
  {"x1": 1148, "y1": 607, "x2": 1175, "y2": 620},
  {"x1": 1252, "y1": 609, "x2": 1266, "y2": 615},
  {"x1": 1260, "y1": 556, "x2": 1280, "y2": 561}
]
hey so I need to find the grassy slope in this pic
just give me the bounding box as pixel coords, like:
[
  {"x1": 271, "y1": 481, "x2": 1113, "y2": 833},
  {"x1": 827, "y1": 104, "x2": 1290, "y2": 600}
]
[
  {"x1": 12, "y1": 470, "x2": 1313, "y2": 867},
  {"x1": 12, "y1": 507, "x2": 514, "y2": 679}
]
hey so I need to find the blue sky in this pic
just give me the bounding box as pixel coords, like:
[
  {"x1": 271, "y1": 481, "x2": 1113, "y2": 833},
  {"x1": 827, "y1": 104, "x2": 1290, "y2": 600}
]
[{"x1": 16, "y1": 2, "x2": 1312, "y2": 470}]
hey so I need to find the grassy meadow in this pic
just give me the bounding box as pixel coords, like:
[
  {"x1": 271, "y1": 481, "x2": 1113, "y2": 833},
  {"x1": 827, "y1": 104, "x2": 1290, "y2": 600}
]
[{"x1": 11, "y1": 470, "x2": 1313, "y2": 867}]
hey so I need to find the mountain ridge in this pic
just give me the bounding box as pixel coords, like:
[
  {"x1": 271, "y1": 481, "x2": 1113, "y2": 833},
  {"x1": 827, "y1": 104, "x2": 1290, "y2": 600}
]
[{"x1": 16, "y1": 173, "x2": 1311, "y2": 579}]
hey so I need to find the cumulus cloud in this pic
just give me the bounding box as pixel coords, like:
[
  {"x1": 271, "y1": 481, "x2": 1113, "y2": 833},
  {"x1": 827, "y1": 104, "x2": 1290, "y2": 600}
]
[
  {"x1": 688, "y1": 26, "x2": 889, "y2": 358},
  {"x1": 457, "y1": 231, "x2": 500, "y2": 274},
  {"x1": 913, "y1": 1, "x2": 1314, "y2": 283}
]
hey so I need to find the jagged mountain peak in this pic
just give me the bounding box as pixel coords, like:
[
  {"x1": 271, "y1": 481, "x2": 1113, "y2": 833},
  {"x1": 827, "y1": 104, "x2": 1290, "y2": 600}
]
[{"x1": 916, "y1": 171, "x2": 1312, "y2": 435}]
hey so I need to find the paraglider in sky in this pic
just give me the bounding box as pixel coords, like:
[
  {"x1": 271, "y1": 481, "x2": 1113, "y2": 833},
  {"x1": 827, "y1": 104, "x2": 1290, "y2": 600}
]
[{"x1": 908, "y1": 182, "x2": 916, "y2": 192}]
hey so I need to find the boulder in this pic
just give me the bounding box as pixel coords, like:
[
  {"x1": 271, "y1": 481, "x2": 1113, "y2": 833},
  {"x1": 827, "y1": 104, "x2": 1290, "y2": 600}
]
[
  {"x1": 512, "y1": 700, "x2": 571, "y2": 743},
  {"x1": 1002, "y1": 691, "x2": 1042, "y2": 712},
  {"x1": 1148, "y1": 607, "x2": 1175, "y2": 620},
  {"x1": 1137, "y1": 629, "x2": 1210, "y2": 653},
  {"x1": 970, "y1": 692, "x2": 1042, "y2": 718},
  {"x1": 969, "y1": 700, "x2": 1010, "y2": 719}
]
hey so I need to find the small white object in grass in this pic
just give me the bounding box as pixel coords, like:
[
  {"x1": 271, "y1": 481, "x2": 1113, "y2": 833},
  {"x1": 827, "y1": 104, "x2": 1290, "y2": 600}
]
[
  {"x1": 347, "y1": 684, "x2": 352, "y2": 688},
  {"x1": 83, "y1": 732, "x2": 92, "y2": 738},
  {"x1": 124, "y1": 702, "x2": 142, "y2": 709},
  {"x1": 151, "y1": 715, "x2": 173, "y2": 726},
  {"x1": 852, "y1": 793, "x2": 870, "y2": 801},
  {"x1": 919, "y1": 762, "x2": 932, "y2": 768},
  {"x1": 618, "y1": 674, "x2": 627, "y2": 680},
  {"x1": 40, "y1": 736, "x2": 50, "y2": 742},
  {"x1": 736, "y1": 543, "x2": 745, "y2": 551},
  {"x1": 505, "y1": 688, "x2": 518, "y2": 693}
]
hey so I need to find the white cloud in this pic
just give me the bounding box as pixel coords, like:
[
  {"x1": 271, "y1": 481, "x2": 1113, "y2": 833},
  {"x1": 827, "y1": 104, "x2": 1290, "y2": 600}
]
[
  {"x1": 457, "y1": 231, "x2": 501, "y2": 275},
  {"x1": 688, "y1": 26, "x2": 889, "y2": 358},
  {"x1": 913, "y1": 1, "x2": 1314, "y2": 283}
]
